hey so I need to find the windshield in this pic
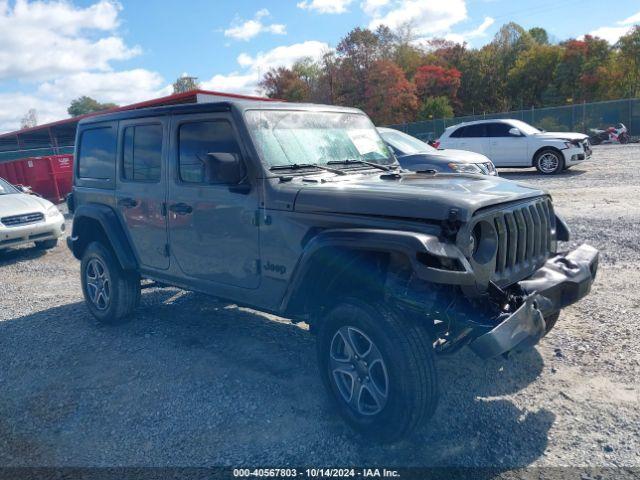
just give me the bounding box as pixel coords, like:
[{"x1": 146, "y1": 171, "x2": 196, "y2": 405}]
[
  {"x1": 379, "y1": 129, "x2": 435, "y2": 154},
  {"x1": 0, "y1": 177, "x2": 18, "y2": 195},
  {"x1": 509, "y1": 120, "x2": 542, "y2": 135},
  {"x1": 245, "y1": 110, "x2": 396, "y2": 168}
]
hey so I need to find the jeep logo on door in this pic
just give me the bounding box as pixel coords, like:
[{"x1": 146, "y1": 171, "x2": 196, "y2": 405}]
[{"x1": 263, "y1": 261, "x2": 286, "y2": 275}]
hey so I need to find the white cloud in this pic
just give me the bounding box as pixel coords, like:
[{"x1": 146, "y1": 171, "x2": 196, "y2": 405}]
[
  {"x1": 587, "y1": 25, "x2": 633, "y2": 43},
  {"x1": 224, "y1": 9, "x2": 286, "y2": 41},
  {"x1": 361, "y1": 0, "x2": 390, "y2": 16},
  {"x1": 0, "y1": 69, "x2": 170, "y2": 133},
  {"x1": 367, "y1": 0, "x2": 468, "y2": 37},
  {"x1": 586, "y1": 11, "x2": 638, "y2": 44},
  {"x1": 202, "y1": 41, "x2": 330, "y2": 95},
  {"x1": 444, "y1": 16, "x2": 495, "y2": 44},
  {"x1": 0, "y1": 0, "x2": 140, "y2": 81},
  {"x1": 618, "y1": 10, "x2": 640, "y2": 25},
  {"x1": 297, "y1": 0, "x2": 354, "y2": 14}
]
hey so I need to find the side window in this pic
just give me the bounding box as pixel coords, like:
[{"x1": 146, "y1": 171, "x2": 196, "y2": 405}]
[
  {"x1": 487, "y1": 123, "x2": 512, "y2": 137},
  {"x1": 122, "y1": 124, "x2": 163, "y2": 182},
  {"x1": 463, "y1": 124, "x2": 487, "y2": 138},
  {"x1": 178, "y1": 120, "x2": 241, "y2": 185},
  {"x1": 450, "y1": 127, "x2": 466, "y2": 138},
  {"x1": 78, "y1": 127, "x2": 116, "y2": 180}
]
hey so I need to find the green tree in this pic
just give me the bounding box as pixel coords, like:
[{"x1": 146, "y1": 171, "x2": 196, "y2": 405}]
[
  {"x1": 417, "y1": 96, "x2": 454, "y2": 120},
  {"x1": 172, "y1": 75, "x2": 200, "y2": 94},
  {"x1": 508, "y1": 44, "x2": 562, "y2": 107},
  {"x1": 67, "y1": 96, "x2": 118, "y2": 117},
  {"x1": 529, "y1": 27, "x2": 549, "y2": 45},
  {"x1": 615, "y1": 26, "x2": 640, "y2": 97}
]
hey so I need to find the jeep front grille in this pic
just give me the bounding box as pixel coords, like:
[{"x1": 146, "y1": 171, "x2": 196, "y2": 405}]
[
  {"x1": 492, "y1": 198, "x2": 554, "y2": 285},
  {"x1": 1, "y1": 212, "x2": 44, "y2": 227}
]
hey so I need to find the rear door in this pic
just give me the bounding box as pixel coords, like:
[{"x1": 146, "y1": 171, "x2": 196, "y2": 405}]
[
  {"x1": 486, "y1": 122, "x2": 529, "y2": 166},
  {"x1": 116, "y1": 117, "x2": 170, "y2": 270},
  {"x1": 456, "y1": 123, "x2": 489, "y2": 156},
  {"x1": 167, "y1": 113, "x2": 260, "y2": 289}
]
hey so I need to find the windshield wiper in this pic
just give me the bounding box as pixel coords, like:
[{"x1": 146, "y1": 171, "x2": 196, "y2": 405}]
[
  {"x1": 327, "y1": 158, "x2": 399, "y2": 172},
  {"x1": 269, "y1": 163, "x2": 347, "y2": 175}
]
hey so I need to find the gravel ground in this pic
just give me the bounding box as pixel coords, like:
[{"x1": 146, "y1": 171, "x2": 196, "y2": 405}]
[{"x1": 0, "y1": 145, "x2": 638, "y2": 471}]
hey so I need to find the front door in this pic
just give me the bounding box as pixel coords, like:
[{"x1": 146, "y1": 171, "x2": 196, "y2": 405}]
[
  {"x1": 167, "y1": 113, "x2": 260, "y2": 289},
  {"x1": 116, "y1": 117, "x2": 169, "y2": 270},
  {"x1": 486, "y1": 122, "x2": 528, "y2": 166}
]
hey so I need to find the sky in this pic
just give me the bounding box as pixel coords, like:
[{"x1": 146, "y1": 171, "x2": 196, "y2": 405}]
[{"x1": 0, "y1": 0, "x2": 639, "y2": 133}]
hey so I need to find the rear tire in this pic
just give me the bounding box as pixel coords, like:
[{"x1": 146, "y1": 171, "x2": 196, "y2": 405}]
[
  {"x1": 316, "y1": 298, "x2": 438, "y2": 443},
  {"x1": 35, "y1": 238, "x2": 58, "y2": 250},
  {"x1": 81, "y1": 241, "x2": 140, "y2": 324},
  {"x1": 543, "y1": 312, "x2": 560, "y2": 336},
  {"x1": 534, "y1": 149, "x2": 564, "y2": 175}
]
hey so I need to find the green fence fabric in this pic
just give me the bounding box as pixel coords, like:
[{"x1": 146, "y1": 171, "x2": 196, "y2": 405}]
[{"x1": 388, "y1": 98, "x2": 640, "y2": 141}]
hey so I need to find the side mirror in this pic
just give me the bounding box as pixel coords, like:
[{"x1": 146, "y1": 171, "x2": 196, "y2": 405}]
[
  {"x1": 205, "y1": 152, "x2": 246, "y2": 185},
  {"x1": 508, "y1": 127, "x2": 523, "y2": 137}
]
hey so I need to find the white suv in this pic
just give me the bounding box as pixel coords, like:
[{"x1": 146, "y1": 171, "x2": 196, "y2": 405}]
[{"x1": 437, "y1": 119, "x2": 591, "y2": 175}]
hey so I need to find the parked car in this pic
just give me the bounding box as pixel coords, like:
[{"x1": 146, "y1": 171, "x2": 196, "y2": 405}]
[
  {"x1": 377, "y1": 127, "x2": 497, "y2": 176},
  {"x1": 67, "y1": 101, "x2": 598, "y2": 442},
  {"x1": 438, "y1": 119, "x2": 592, "y2": 174},
  {"x1": 0, "y1": 176, "x2": 65, "y2": 252}
]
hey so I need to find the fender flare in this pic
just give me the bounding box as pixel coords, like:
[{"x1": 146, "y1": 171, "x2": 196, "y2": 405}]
[
  {"x1": 69, "y1": 203, "x2": 138, "y2": 270},
  {"x1": 279, "y1": 228, "x2": 475, "y2": 312}
]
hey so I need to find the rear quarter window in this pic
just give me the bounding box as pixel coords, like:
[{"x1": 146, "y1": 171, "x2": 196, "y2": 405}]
[
  {"x1": 78, "y1": 126, "x2": 117, "y2": 181},
  {"x1": 450, "y1": 126, "x2": 466, "y2": 138}
]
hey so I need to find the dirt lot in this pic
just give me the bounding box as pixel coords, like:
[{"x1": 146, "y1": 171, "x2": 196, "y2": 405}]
[{"x1": 0, "y1": 144, "x2": 638, "y2": 470}]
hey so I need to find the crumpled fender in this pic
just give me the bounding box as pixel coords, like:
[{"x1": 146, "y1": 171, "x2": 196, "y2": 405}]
[{"x1": 279, "y1": 228, "x2": 475, "y2": 312}]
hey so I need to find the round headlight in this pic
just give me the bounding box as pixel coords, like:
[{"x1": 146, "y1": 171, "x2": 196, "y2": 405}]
[{"x1": 469, "y1": 221, "x2": 497, "y2": 264}]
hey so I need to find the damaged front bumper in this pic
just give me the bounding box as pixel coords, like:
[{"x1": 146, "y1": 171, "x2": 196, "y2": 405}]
[{"x1": 469, "y1": 244, "x2": 599, "y2": 359}]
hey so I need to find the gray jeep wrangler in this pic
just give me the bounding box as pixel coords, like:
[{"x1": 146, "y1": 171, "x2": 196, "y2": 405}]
[{"x1": 67, "y1": 101, "x2": 598, "y2": 441}]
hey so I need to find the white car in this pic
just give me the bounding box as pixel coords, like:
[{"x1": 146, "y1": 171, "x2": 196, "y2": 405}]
[
  {"x1": 0, "y1": 177, "x2": 65, "y2": 252},
  {"x1": 437, "y1": 119, "x2": 592, "y2": 175}
]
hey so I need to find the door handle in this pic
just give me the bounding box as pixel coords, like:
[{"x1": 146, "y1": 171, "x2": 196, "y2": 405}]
[
  {"x1": 118, "y1": 197, "x2": 138, "y2": 208},
  {"x1": 168, "y1": 203, "x2": 193, "y2": 215}
]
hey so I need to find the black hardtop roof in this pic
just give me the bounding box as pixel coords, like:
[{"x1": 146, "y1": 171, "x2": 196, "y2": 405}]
[{"x1": 78, "y1": 100, "x2": 364, "y2": 126}]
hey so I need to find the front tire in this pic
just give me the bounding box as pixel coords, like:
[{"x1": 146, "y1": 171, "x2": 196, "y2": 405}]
[
  {"x1": 81, "y1": 241, "x2": 140, "y2": 324},
  {"x1": 317, "y1": 298, "x2": 438, "y2": 442},
  {"x1": 534, "y1": 149, "x2": 564, "y2": 175}
]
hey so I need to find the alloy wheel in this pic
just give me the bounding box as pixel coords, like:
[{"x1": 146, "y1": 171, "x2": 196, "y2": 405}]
[
  {"x1": 85, "y1": 258, "x2": 111, "y2": 311},
  {"x1": 329, "y1": 326, "x2": 389, "y2": 416},
  {"x1": 538, "y1": 152, "x2": 559, "y2": 173}
]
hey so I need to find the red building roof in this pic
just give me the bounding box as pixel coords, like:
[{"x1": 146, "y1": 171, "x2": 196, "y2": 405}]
[{"x1": 0, "y1": 89, "x2": 274, "y2": 140}]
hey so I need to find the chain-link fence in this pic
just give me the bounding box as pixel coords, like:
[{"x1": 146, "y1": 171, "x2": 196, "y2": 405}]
[{"x1": 388, "y1": 98, "x2": 640, "y2": 141}]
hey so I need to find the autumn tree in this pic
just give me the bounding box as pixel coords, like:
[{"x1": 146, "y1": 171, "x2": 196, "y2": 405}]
[
  {"x1": 364, "y1": 59, "x2": 417, "y2": 125},
  {"x1": 259, "y1": 66, "x2": 311, "y2": 101},
  {"x1": 414, "y1": 65, "x2": 461, "y2": 102},
  {"x1": 67, "y1": 96, "x2": 118, "y2": 117}
]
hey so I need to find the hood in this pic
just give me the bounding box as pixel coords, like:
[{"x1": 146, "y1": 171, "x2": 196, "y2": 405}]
[
  {"x1": 400, "y1": 149, "x2": 491, "y2": 164},
  {"x1": 533, "y1": 132, "x2": 588, "y2": 141},
  {"x1": 293, "y1": 172, "x2": 545, "y2": 222},
  {"x1": 0, "y1": 193, "x2": 52, "y2": 219}
]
